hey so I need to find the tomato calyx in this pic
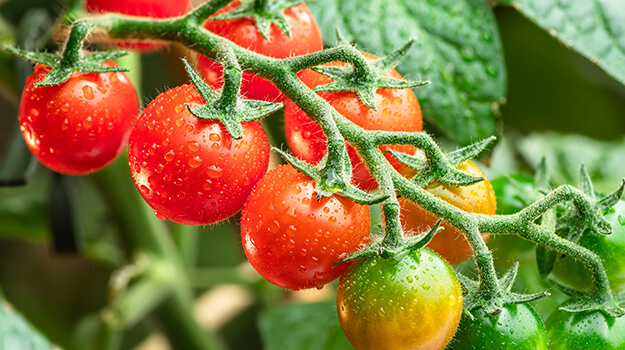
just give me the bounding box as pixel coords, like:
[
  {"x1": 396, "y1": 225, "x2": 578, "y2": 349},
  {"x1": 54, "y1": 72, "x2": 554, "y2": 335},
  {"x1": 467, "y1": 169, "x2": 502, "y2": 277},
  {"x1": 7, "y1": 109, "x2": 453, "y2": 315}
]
[
  {"x1": 210, "y1": 0, "x2": 306, "y2": 41},
  {"x1": 6, "y1": 21, "x2": 129, "y2": 86},
  {"x1": 389, "y1": 136, "x2": 495, "y2": 188},
  {"x1": 335, "y1": 219, "x2": 444, "y2": 266},
  {"x1": 548, "y1": 279, "x2": 625, "y2": 317},
  {"x1": 312, "y1": 37, "x2": 429, "y2": 110},
  {"x1": 181, "y1": 58, "x2": 282, "y2": 139},
  {"x1": 274, "y1": 147, "x2": 388, "y2": 205},
  {"x1": 458, "y1": 262, "x2": 550, "y2": 317}
]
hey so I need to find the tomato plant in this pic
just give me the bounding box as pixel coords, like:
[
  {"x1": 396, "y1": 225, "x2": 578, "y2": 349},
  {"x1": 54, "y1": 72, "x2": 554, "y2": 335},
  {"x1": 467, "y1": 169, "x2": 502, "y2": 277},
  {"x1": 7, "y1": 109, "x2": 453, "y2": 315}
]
[
  {"x1": 240, "y1": 164, "x2": 371, "y2": 290},
  {"x1": 284, "y1": 52, "x2": 423, "y2": 190},
  {"x1": 198, "y1": 1, "x2": 323, "y2": 102},
  {"x1": 448, "y1": 303, "x2": 548, "y2": 349},
  {"x1": 398, "y1": 161, "x2": 496, "y2": 264},
  {"x1": 546, "y1": 305, "x2": 625, "y2": 349},
  {"x1": 18, "y1": 62, "x2": 139, "y2": 175},
  {"x1": 128, "y1": 83, "x2": 269, "y2": 225},
  {"x1": 85, "y1": 0, "x2": 192, "y2": 51},
  {"x1": 550, "y1": 199, "x2": 625, "y2": 293},
  {"x1": 336, "y1": 248, "x2": 462, "y2": 350}
]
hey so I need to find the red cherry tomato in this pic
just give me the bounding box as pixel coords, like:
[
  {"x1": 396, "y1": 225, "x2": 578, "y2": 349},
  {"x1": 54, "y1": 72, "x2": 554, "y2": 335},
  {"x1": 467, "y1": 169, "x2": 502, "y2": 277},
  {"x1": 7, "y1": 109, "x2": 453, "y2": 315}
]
[
  {"x1": 398, "y1": 161, "x2": 496, "y2": 264},
  {"x1": 284, "y1": 52, "x2": 423, "y2": 190},
  {"x1": 128, "y1": 84, "x2": 269, "y2": 225},
  {"x1": 198, "y1": 1, "x2": 323, "y2": 101},
  {"x1": 19, "y1": 63, "x2": 139, "y2": 175},
  {"x1": 85, "y1": 0, "x2": 191, "y2": 51},
  {"x1": 240, "y1": 164, "x2": 371, "y2": 290}
]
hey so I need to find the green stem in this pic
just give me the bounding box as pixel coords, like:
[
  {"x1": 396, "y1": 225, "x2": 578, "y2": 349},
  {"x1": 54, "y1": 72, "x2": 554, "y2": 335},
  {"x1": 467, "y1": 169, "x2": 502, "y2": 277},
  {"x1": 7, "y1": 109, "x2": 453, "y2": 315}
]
[
  {"x1": 92, "y1": 156, "x2": 226, "y2": 350},
  {"x1": 214, "y1": 47, "x2": 242, "y2": 111},
  {"x1": 61, "y1": 21, "x2": 89, "y2": 65}
]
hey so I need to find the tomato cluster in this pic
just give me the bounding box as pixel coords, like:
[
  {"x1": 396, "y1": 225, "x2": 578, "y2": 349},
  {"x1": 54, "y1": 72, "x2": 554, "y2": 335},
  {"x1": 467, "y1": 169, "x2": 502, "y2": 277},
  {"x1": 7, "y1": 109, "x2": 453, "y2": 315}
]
[{"x1": 17, "y1": 1, "x2": 625, "y2": 349}]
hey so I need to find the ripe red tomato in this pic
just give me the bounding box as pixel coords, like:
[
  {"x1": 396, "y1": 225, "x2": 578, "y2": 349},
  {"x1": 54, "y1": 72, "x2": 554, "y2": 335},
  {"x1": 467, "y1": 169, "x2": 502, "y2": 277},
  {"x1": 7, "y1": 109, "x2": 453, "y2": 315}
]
[
  {"x1": 85, "y1": 0, "x2": 191, "y2": 51},
  {"x1": 197, "y1": 1, "x2": 323, "y2": 101},
  {"x1": 337, "y1": 248, "x2": 463, "y2": 350},
  {"x1": 240, "y1": 164, "x2": 371, "y2": 290},
  {"x1": 19, "y1": 63, "x2": 139, "y2": 175},
  {"x1": 284, "y1": 52, "x2": 423, "y2": 190},
  {"x1": 128, "y1": 84, "x2": 269, "y2": 225},
  {"x1": 398, "y1": 161, "x2": 496, "y2": 264}
]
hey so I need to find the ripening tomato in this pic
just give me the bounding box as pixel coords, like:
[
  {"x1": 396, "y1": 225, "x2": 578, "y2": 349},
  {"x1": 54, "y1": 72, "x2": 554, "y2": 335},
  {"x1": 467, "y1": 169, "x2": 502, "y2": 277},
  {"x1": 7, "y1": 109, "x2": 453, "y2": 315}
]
[
  {"x1": 128, "y1": 84, "x2": 269, "y2": 225},
  {"x1": 551, "y1": 199, "x2": 625, "y2": 293},
  {"x1": 85, "y1": 0, "x2": 192, "y2": 51},
  {"x1": 198, "y1": 1, "x2": 323, "y2": 101},
  {"x1": 240, "y1": 164, "x2": 371, "y2": 290},
  {"x1": 546, "y1": 304, "x2": 625, "y2": 349},
  {"x1": 398, "y1": 161, "x2": 496, "y2": 265},
  {"x1": 19, "y1": 63, "x2": 139, "y2": 175},
  {"x1": 448, "y1": 303, "x2": 548, "y2": 349},
  {"x1": 284, "y1": 52, "x2": 423, "y2": 190},
  {"x1": 337, "y1": 248, "x2": 463, "y2": 350}
]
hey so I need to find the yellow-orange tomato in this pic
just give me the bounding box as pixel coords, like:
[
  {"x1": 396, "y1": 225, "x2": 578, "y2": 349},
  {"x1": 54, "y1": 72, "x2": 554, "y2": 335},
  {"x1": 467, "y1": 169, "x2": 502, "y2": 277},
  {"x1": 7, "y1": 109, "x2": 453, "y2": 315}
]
[
  {"x1": 337, "y1": 248, "x2": 463, "y2": 350},
  {"x1": 398, "y1": 161, "x2": 496, "y2": 264}
]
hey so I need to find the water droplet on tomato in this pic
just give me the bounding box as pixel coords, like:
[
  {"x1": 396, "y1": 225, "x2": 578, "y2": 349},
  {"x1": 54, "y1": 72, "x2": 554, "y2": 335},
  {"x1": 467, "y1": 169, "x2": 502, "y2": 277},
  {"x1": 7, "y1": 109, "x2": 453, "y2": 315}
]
[
  {"x1": 82, "y1": 85, "x2": 95, "y2": 100},
  {"x1": 291, "y1": 185, "x2": 302, "y2": 194},
  {"x1": 188, "y1": 156, "x2": 203, "y2": 168},
  {"x1": 392, "y1": 97, "x2": 402, "y2": 105},
  {"x1": 187, "y1": 141, "x2": 200, "y2": 152},
  {"x1": 46, "y1": 100, "x2": 54, "y2": 109},
  {"x1": 140, "y1": 185, "x2": 150, "y2": 195},
  {"x1": 209, "y1": 133, "x2": 221, "y2": 142},
  {"x1": 165, "y1": 150, "x2": 175, "y2": 162},
  {"x1": 206, "y1": 165, "x2": 223, "y2": 178},
  {"x1": 83, "y1": 116, "x2": 94, "y2": 129},
  {"x1": 329, "y1": 216, "x2": 337, "y2": 224},
  {"x1": 162, "y1": 118, "x2": 171, "y2": 126},
  {"x1": 154, "y1": 211, "x2": 167, "y2": 220},
  {"x1": 61, "y1": 119, "x2": 69, "y2": 130},
  {"x1": 174, "y1": 104, "x2": 184, "y2": 113},
  {"x1": 382, "y1": 108, "x2": 391, "y2": 117}
]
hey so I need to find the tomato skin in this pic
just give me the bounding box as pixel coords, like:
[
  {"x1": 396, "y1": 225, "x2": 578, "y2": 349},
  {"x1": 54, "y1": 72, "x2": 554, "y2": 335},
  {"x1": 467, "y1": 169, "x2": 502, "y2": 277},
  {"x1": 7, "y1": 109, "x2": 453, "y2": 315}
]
[
  {"x1": 337, "y1": 248, "x2": 462, "y2": 350},
  {"x1": 85, "y1": 0, "x2": 191, "y2": 51},
  {"x1": 546, "y1": 306, "x2": 625, "y2": 349},
  {"x1": 551, "y1": 199, "x2": 625, "y2": 293},
  {"x1": 128, "y1": 84, "x2": 269, "y2": 225},
  {"x1": 398, "y1": 161, "x2": 496, "y2": 264},
  {"x1": 198, "y1": 2, "x2": 323, "y2": 102},
  {"x1": 448, "y1": 303, "x2": 548, "y2": 350},
  {"x1": 240, "y1": 164, "x2": 370, "y2": 290},
  {"x1": 284, "y1": 53, "x2": 423, "y2": 190},
  {"x1": 19, "y1": 63, "x2": 139, "y2": 175}
]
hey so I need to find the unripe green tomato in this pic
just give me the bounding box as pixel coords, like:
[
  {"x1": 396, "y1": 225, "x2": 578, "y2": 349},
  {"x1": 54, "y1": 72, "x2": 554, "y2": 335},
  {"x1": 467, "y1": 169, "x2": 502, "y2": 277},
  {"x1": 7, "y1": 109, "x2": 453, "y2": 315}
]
[
  {"x1": 447, "y1": 303, "x2": 548, "y2": 350},
  {"x1": 336, "y1": 248, "x2": 462, "y2": 350},
  {"x1": 546, "y1": 306, "x2": 625, "y2": 349}
]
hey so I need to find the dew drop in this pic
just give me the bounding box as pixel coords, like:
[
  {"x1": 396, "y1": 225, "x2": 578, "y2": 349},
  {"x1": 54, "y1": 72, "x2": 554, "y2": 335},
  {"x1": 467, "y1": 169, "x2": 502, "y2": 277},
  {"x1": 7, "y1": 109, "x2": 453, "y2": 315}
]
[
  {"x1": 382, "y1": 108, "x2": 391, "y2": 117},
  {"x1": 83, "y1": 116, "x2": 94, "y2": 129},
  {"x1": 140, "y1": 185, "x2": 150, "y2": 195},
  {"x1": 206, "y1": 165, "x2": 223, "y2": 178},
  {"x1": 291, "y1": 185, "x2": 302, "y2": 194},
  {"x1": 61, "y1": 103, "x2": 70, "y2": 112},
  {"x1": 188, "y1": 156, "x2": 203, "y2": 168},
  {"x1": 209, "y1": 133, "x2": 221, "y2": 142},
  {"x1": 174, "y1": 104, "x2": 184, "y2": 113},
  {"x1": 329, "y1": 216, "x2": 337, "y2": 224},
  {"x1": 164, "y1": 150, "x2": 175, "y2": 162},
  {"x1": 175, "y1": 117, "x2": 185, "y2": 126},
  {"x1": 82, "y1": 85, "x2": 95, "y2": 100},
  {"x1": 187, "y1": 141, "x2": 200, "y2": 152},
  {"x1": 61, "y1": 119, "x2": 69, "y2": 130}
]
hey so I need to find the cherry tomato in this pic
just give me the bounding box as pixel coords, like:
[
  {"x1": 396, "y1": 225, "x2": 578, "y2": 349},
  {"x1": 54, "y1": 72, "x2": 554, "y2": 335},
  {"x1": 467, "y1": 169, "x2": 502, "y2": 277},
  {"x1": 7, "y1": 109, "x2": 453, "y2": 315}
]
[
  {"x1": 284, "y1": 52, "x2": 423, "y2": 190},
  {"x1": 398, "y1": 160, "x2": 496, "y2": 264},
  {"x1": 198, "y1": 1, "x2": 323, "y2": 101},
  {"x1": 240, "y1": 164, "x2": 370, "y2": 290},
  {"x1": 337, "y1": 248, "x2": 462, "y2": 350},
  {"x1": 85, "y1": 0, "x2": 191, "y2": 51},
  {"x1": 19, "y1": 63, "x2": 139, "y2": 175},
  {"x1": 128, "y1": 84, "x2": 269, "y2": 225},
  {"x1": 448, "y1": 303, "x2": 548, "y2": 349},
  {"x1": 551, "y1": 199, "x2": 625, "y2": 293},
  {"x1": 546, "y1": 304, "x2": 625, "y2": 349}
]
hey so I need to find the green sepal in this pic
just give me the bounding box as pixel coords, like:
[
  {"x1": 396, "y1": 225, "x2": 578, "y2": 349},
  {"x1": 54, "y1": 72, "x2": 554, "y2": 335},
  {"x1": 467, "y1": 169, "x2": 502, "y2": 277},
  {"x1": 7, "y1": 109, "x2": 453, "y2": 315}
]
[
  {"x1": 211, "y1": 0, "x2": 306, "y2": 41},
  {"x1": 6, "y1": 46, "x2": 130, "y2": 86},
  {"x1": 596, "y1": 179, "x2": 625, "y2": 213},
  {"x1": 402, "y1": 220, "x2": 443, "y2": 252},
  {"x1": 387, "y1": 149, "x2": 485, "y2": 188},
  {"x1": 458, "y1": 264, "x2": 549, "y2": 315},
  {"x1": 578, "y1": 164, "x2": 595, "y2": 201},
  {"x1": 273, "y1": 147, "x2": 388, "y2": 206},
  {"x1": 334, "y1": 27, "x2": 351, "y2": 46},
  {"x1": 446, "y1": 136, "x2": 497, "y2": 166},
  {"x1": 556, "y1": 293, "x2": 625, "y2": 318},
  {"x1": 312, "y1": 39, "x2": 429, "y2": 110},
  {"x1": 182, "y1": 59, "x2": 283, "y2": 139}
]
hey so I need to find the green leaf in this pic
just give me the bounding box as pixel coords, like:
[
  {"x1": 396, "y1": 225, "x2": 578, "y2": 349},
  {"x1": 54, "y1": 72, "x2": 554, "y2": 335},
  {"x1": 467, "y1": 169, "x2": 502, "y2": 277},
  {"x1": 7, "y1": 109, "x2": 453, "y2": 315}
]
[
  {"x1": 501, "y1": 0, "x2": 625, "y2": 85},
  {"x1": 0, "y1": 300, "x2": 53, "y2": 349},
  {"x1": 308, "y1": 0, "x2": 506, "y2": 146},
  {"x1": 259, "y1": 302, "x2": 353, "y2": 350}
]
